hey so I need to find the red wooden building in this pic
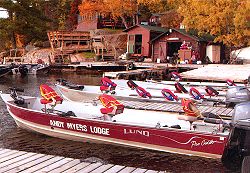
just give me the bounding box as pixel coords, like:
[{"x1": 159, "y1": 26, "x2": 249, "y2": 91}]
[
  {"x1": 150, "y1": 28, "x2": 215, "y2": 63},
  {"x1": 123, "y1": 24, "x2": 168, "y2": 58}
]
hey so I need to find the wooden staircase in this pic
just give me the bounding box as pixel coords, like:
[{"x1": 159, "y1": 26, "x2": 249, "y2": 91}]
[{"x1": 92, "y1": 36, "x2": 116, "y2": 61}]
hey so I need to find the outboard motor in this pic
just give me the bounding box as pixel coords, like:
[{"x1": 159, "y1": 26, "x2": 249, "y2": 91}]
[
  {"x1": 127, "y1": 80, "x2": 138, "y2": 90},
  {"x1": 19, "y1": 65, "x2": 29, "y2": 76},
  {"x1": 174, "y1": 82, "x2": 188, "y2": 93},
  {"x1": 56, "y1": 79, "x2": 84, "y2": 90},
  {"x1": 226, "y1": 79, "x2": 237, "y2": 86},
  {"x1": 205, "y1": 86, "x2": 219, "y2": 96},
  {"x1": 10, "y1": 87, "x2": 25, "y2": 105},
  {"x1": 56, "y1": 79, "x2": 68, "y2": 86},
  {"x1": 225, "y1": 86, "x2": 250, "y2": 107},
  {"x1": 161, "y1": 89, "x2": 179, "y2": 101},
  {"x1": 222, "y1": 102, "x2": 250, "y2": 171},
  {"x1": 189, "y1": 87, "x2": 204, "y2": 100},
  {"x1": 171, "y1": 72, "x2": 182, "y2": 81}
]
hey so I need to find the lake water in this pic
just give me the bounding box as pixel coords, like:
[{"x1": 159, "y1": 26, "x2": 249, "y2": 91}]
[{"x1": 0, "y1": 73, "x2": 237, "y2": 172}]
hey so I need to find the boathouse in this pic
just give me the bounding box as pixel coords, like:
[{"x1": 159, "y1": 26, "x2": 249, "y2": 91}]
[
  {"x1": 150, "y1": 28, "x2": 220, "y2": 63},
  {"x1": 123, "y1": 24, "x2": 168, "y2": 60}
]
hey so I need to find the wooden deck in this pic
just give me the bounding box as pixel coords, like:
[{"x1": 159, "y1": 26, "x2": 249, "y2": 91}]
[
  {"x1": 181, "y1": 64, "x2": 250, "y2": 82},
  {"x1": 120, "y1": 100, "x2": 233, "y2": 119},
  {"x1": 104, "y1": 69, "x2": 164, "y2": 79},
  {"x1": 0, "y1": 148, "x2": 163, "y2": 173}
]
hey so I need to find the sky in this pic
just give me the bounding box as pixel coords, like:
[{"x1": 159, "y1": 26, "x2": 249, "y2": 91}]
[{"x1": 0, "y1": 8, "x2": 8, "y2": 18}]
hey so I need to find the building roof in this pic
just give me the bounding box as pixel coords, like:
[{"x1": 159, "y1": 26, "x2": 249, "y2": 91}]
[
  {"x1": 150, "y1": 28, "x2": 215, "y2": 43},
  {"x1": 123, "y1": 24, "x2": 169, "y2": 33}
]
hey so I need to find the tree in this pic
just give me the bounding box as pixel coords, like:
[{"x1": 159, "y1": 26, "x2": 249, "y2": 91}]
[
  {"x1": 0, "y1": 0, "x2": 51, "y2": 49},
  {"x1": 160, "y1": 9, "x2": 183, "y2": 28},
  {"x1": 78, "y1": 0, "x2": 174, "y2": 28},
  {"x1": 66, "y1": 0, "x2": 81, "y2": 30},
  {"x1": 78, "y1": 0, "x2": 137, "y2": 28},
  {"x1": 178, "y1": 0, "x2": 250, "y2": 47}
]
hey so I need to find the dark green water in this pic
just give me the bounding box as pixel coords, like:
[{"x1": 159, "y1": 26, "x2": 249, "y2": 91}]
[{"x1": 0, "y1": 73, "x2": 237, "y2": 173}]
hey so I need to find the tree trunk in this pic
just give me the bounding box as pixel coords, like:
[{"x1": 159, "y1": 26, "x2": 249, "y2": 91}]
[
  {"x1": 121, "y1": 15, "x2": 129, "y2": 29},
  {"x1": 8, "y1": 10, "x2": 16, "y2": 49},
  {"x1": 10, "y1": 31, "x2": 16, "y2": 49}
]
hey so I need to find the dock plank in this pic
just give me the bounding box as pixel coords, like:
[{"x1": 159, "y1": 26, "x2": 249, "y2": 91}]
[
  {"x1": 103, "y1": 165, "x2": 125, "y2": 173},
  {"x1": 90, "y1": 164, "x2": 114, "y2": 173},
  {"x1": 145, "y1": 170, "x2": 159, "y2": 173},
  {"x1": 9, "y1": 155, "x2": 54, "y2": 173},
  {"x1": 0, "y1": 148, "x2": 160, "y2": 173},
  {"x1": 0, "y1": 153, "x2": 45, "y2": 173},
  {"x1": 63, "y1": 162, "x2": 91, "y2": 173},
  {"x1": 0, "y1": 152, "x2": 35, "y2": 169},
  {"x1": 0, "y1": 150, "x2": 19, "y2": 161},
  {"x1": 118, "y1": 167, "x2": 136, "y2": 173},
  {"x1": 76, "y1": 162, "x2": 103, "y2": 173},
  {"x1": 49, "y1": 159, "x2": 81, "y2": 173},
  {"x1": 33, "y1": 157, "x2": 74, "y2": 173},
  {"x1": 19, "y1": 156, "x2": 64, "y2": 173},
  {"x1": 0, "y1": 151, "x2": 27, "y2": 165},
  {"x1": 131, "y1": 168, "x2": 148, "y2": 173}
]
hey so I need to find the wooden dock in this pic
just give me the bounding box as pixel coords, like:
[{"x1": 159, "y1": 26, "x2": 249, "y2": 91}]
[
  {"x1": 181, "y1": 64, "x2": 250, "y2": 82},
  {"x1": 104, "y1": 68, "x2": 165, "y2": 79},
  {"x1": 0, "y1": 148, "x2": 163, "y2": 173},
  {"x1": 120, "y1": 100, "x2": 233, "y2": 119}
]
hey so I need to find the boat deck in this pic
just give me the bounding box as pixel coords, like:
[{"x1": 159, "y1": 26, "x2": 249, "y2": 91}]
[
  {"x1": 120, "y1": 100, "x2": 233, "y2": 119},
  {"x1": 0, "y1": 148, "x2": 161, "y2": 173}
]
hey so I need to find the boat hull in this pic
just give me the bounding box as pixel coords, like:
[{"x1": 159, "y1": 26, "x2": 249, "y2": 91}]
[{"x1": 5, "y1": 100, "x2": 228, "y2": 159}]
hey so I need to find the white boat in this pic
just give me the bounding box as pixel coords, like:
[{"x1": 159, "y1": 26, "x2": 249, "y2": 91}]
[
  {"x1": 11, "y1": 64, "x2": 49, "y2": 75},
  {"x1": 1, "y1": 85, "x2": 250, "y2": 172},
  {"x1": 55, "y1": 78, "x2": 226, "y2": 105},
  {"x1": 112, "y1": 79, "x2": 230, "y2": 96}
]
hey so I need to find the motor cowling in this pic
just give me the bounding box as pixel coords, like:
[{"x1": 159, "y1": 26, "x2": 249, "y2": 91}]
[
  {"x1": 174, "y1": 82, "x2": 188, "y2": 93},
  {"x1": 135, "y1": 86, "x2": 152, "y2": 98},
  {"x1": 225, "y1": 86, "x2": 250, "y2": 106},
  {"x1": 99, "y1": 94, "x2": 124, "y2": 116},
  {"x1": 161, "y1": 89, "x2": 178, "y2": 101},
  {"x1": 40, "y1": 84, "x2": 63, "y2": 105},
  {"x1": 189, "y1": 87, "x2": 204, "y2": 100},
  {"x1": 205, "y1": 86, "x2": 219, "y2": 96}
]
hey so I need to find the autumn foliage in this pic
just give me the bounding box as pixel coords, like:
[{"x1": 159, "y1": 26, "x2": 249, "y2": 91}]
[
  {"x1": 78, "y1": 0, "x2": 249, "y2": 47},
  {"x1": 178, "y1": 0, "x2": 250, "y2": 47}
]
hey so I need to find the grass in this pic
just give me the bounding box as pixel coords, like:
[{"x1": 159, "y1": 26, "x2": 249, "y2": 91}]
[{"x1": 81, "y1": 52, "x2": 96, "y2": 59}]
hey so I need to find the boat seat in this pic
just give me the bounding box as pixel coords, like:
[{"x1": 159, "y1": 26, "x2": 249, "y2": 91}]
[
  {"x1": 100, "y1": 107, "x2": 113, "y2": 115},
  {"x1": 135, "y1": 86, "x2": 151, "y2": 98},
  {"x1": 40, "y1": 97, "x2": 63, "y2": 105},
  {"x1": 40, "y1": 98, "x2": 52, "y2": 104},
  {"x1": 100, "y1": 85, "x2": 116, "y2": 93},
  {"x1": 179, "y1": 98, "x2": 201, "y2": 130},
  {"x1": 40, "y1": 84, "x2": 63, "y2": 106},
  {"x1": 99, "y1": 94, "x2": 124, "y2": 116}
]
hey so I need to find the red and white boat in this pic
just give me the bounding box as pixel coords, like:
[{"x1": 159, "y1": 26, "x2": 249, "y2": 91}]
[{"x1": 1, "y1": 85, "x2": 250, "y2": 171}]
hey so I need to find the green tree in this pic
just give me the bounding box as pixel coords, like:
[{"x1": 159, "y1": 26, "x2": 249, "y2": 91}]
[{"x1": 0, "y1": 0, "x2": 51, "y2": 49}]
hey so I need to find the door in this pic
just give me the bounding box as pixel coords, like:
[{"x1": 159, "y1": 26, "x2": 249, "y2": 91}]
[
  {"x1": 134, "y1": 34, "x2": 142, "y2": 54},
  {"x1": 128, "y1": 35, "x2": 135, "y2": 53},
  {"x1": 159, "y1": 42, "x2": 167, "y2": 61}
]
